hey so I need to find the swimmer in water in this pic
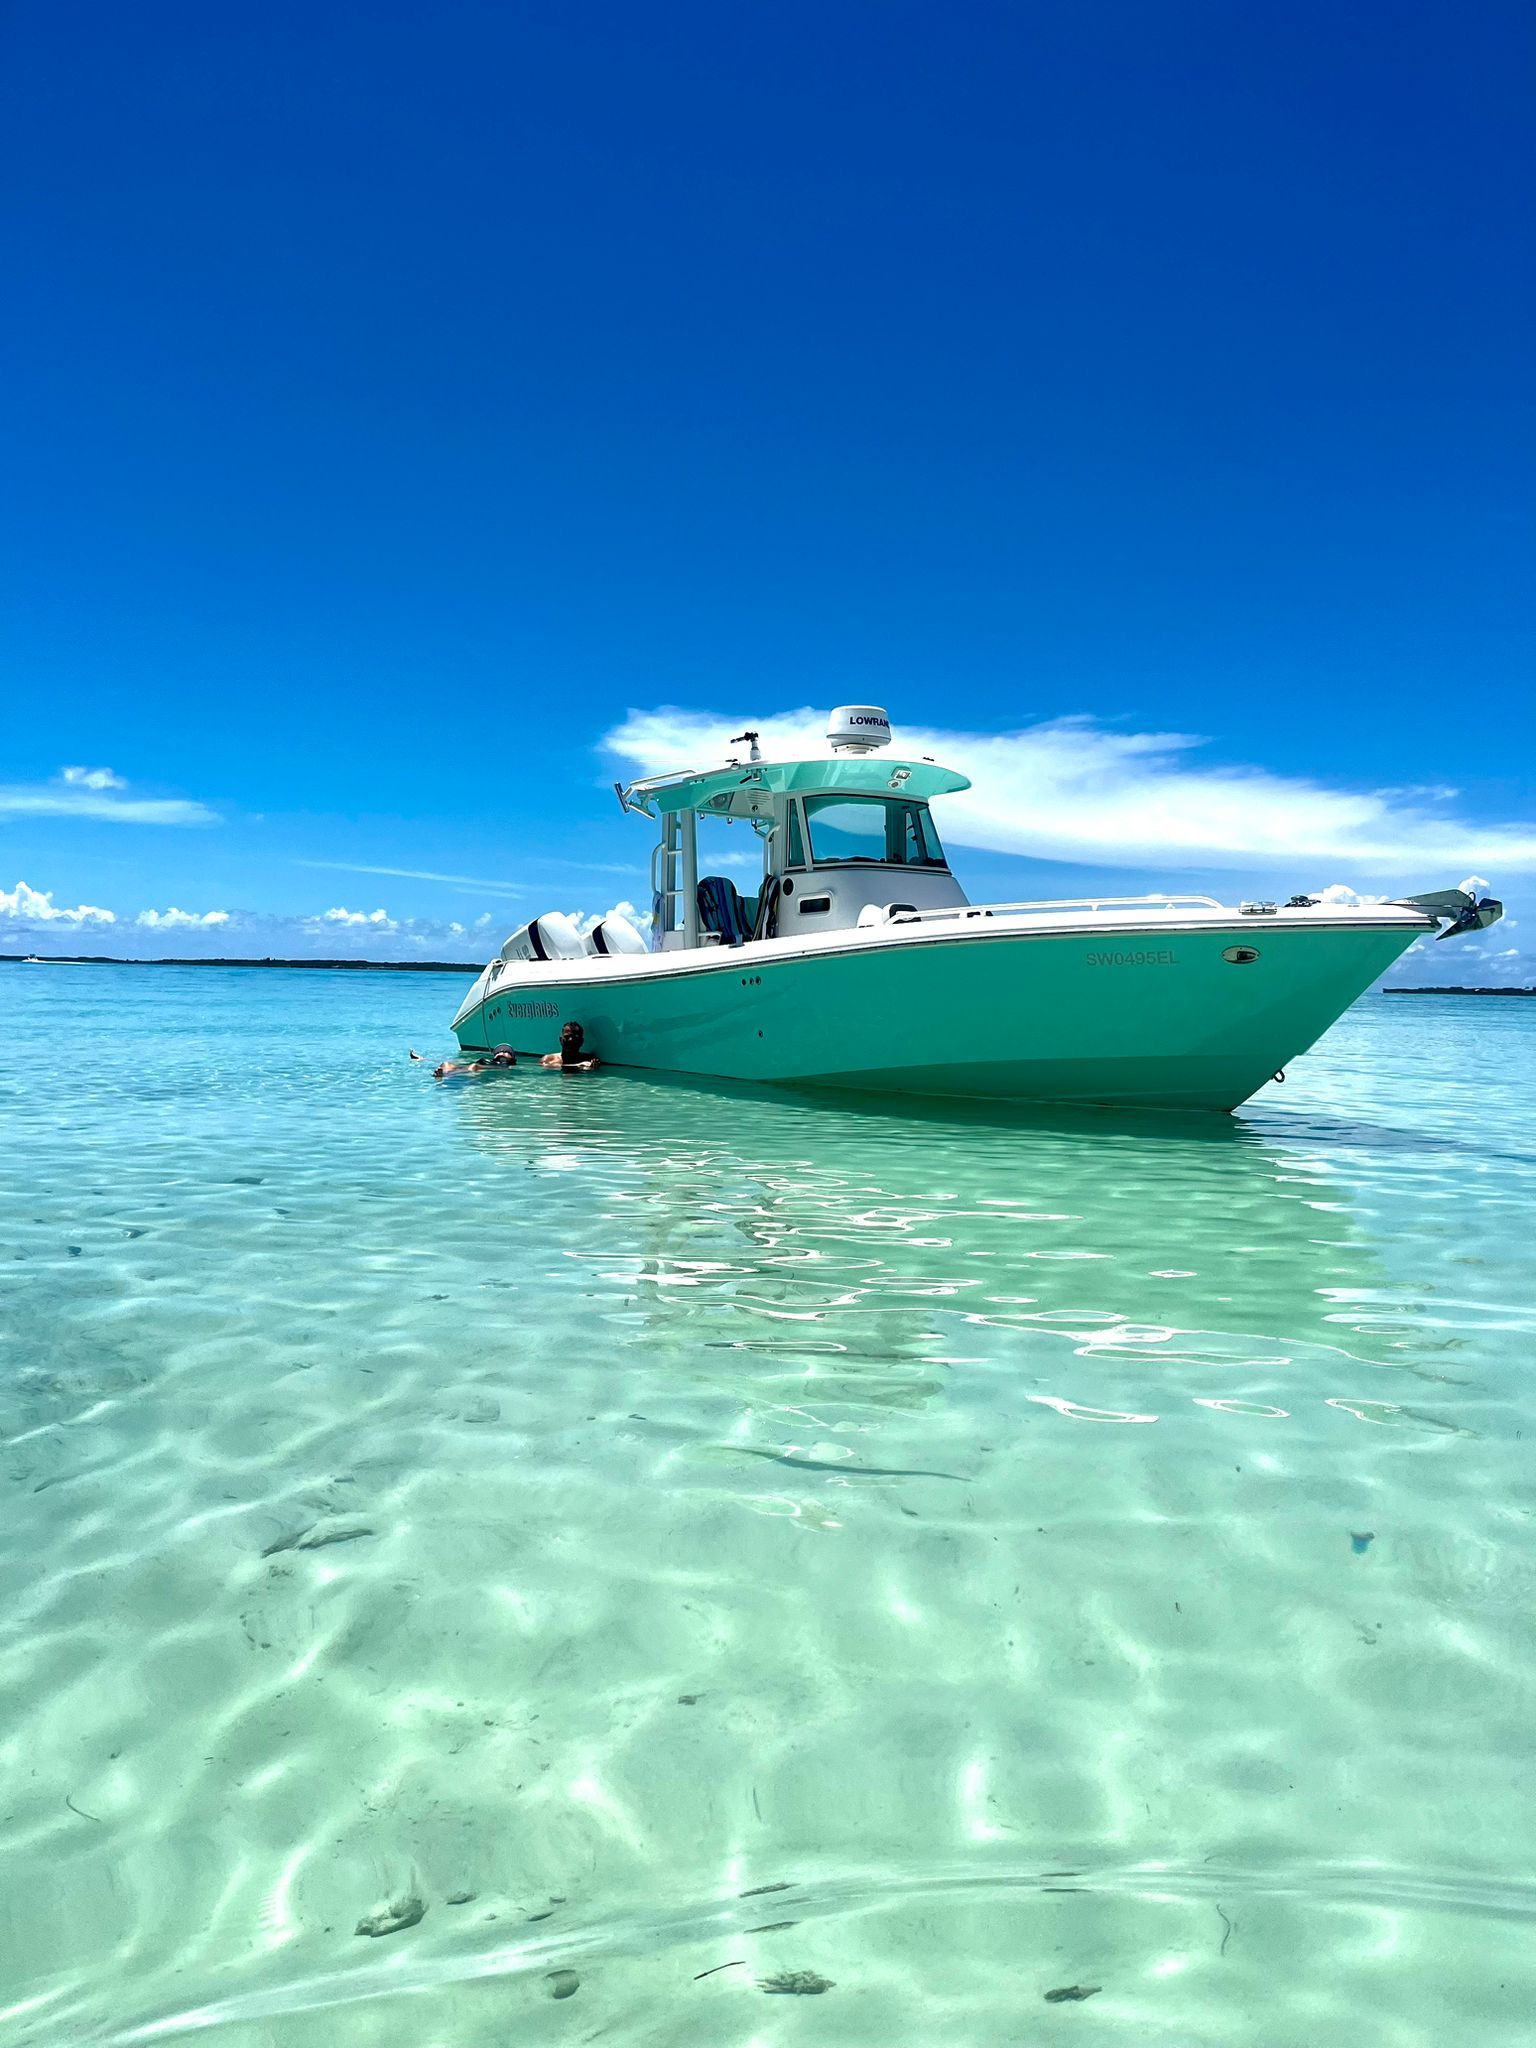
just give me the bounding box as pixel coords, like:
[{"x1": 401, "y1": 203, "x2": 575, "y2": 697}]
[
  {"x1": 540, "y1": 1022, "x2": 599, "y2": 1072},
  {"x1": 411, "y1": 1045, "x2": 516, "y2": 1078}
]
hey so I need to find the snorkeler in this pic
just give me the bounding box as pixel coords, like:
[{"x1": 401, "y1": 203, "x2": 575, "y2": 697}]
[{"x1": 410, "y1": 1045, "x2": 516, "y2": 1078}]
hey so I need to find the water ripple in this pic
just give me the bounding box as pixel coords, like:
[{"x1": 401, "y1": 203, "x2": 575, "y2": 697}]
[{"x1": 2, "y1": 973, "x2": 1535, "y2": 2044}]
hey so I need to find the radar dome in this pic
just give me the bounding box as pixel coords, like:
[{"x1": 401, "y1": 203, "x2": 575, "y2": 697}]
[{"x1": 827, "y1": 704, "x2": 892, "y2": 753}]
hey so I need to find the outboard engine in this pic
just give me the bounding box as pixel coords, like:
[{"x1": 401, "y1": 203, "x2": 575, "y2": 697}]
[
  {"x1": 501, "y1": 911, "x2": 585, "y2": 963},
  {"x1": 584, "y1": 911, "x2": 648, "y2": 957}
]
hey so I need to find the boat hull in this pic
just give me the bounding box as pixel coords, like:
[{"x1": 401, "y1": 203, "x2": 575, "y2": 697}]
[{"x1": 453, "y1": 914, "x2": 1424, "y2": 1112}]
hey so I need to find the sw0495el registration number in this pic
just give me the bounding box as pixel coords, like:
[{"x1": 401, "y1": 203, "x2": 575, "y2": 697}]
[{"x1": 1085, "y1": 948, "x2": 1177, "y2": 966}]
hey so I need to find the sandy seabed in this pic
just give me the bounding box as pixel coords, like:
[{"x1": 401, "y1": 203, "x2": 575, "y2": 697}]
[{"x1": 3, "y1": 969, "x2": 1535, "y2": 2046}]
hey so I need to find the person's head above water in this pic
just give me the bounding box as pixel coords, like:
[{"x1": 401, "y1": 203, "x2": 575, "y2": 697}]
[
  {"x1": 542, "y1": 1020, "x2": 599, "y2": 1072},
  {"x1": 490, "y1": 1045, "x2": 516, "y2": 1067}
]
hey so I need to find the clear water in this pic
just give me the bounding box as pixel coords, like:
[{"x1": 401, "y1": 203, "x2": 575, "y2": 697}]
[{"x1": 3, "y1": 965, "x2": 1535, "y2": 2047}]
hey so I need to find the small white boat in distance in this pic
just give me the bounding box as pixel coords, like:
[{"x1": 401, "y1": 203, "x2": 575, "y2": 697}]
[{"x1": 450, "y1": 707, "x2": 1502, "y2": 1111}]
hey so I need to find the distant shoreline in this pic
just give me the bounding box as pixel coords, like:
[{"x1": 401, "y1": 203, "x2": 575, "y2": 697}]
[
  {"x1": 1, "y1": 954, "x2": 482, "y2": 973},
  {"x1": 1385, "y1": 987, "x2": 1535, "y2": 997}
]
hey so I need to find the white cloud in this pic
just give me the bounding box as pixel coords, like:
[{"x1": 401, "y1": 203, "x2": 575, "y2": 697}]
[
  {"x1": 1, "y1": 878, "x2": 116, "y2": 924},
  {"x1": 157, "y1": 907, "x2": 484, "y2": 960},
  {"x1": 136, "y1": 907, "x2": 230, "y2": 928},
  {"x1": 0, "y1": 769, "x2": 217, "y2": 826},
  {"x1": 322, "y1": 906, "x2": 396, "y2": 928},
  {"x1": 605, "y1": 707, "x2": 1536, "y2": 874},
  {"x1": 1311, "y1": 883, "x2": 1387, "y2": 907},
  {"x1": 2, "y1": 889, "x2": 499, "y2": 961},
  {"x1": 570, "y1": 899, "x2": 641, "y2": 935}
]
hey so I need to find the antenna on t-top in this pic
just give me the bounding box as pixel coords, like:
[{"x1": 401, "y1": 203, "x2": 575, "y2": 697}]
[{"x1": 731, "y1": 728, "x2": 762, "y2": 762}]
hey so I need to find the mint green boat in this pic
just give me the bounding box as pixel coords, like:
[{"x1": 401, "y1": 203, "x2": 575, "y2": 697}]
[{"x1": 451, "y1": 706, "x2": 1502, "y2": 1112}]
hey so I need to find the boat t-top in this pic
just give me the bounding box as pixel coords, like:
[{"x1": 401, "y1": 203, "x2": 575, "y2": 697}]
[{"x1": 449, "y1": 706, "x2": 1501, "y2": 1111}]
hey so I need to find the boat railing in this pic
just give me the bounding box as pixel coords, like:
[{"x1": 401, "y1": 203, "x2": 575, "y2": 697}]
[{"x1": 890, "y1": 893, "x2": 1226, "y2": 924}]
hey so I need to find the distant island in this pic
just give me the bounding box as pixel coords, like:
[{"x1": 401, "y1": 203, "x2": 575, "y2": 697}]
[
  {"x1": 1386, "y1": 987, "x2": 1535, "y2": 997},
  {"x1": 1, "y1": 954, "x2": 481, "y2": 973}
]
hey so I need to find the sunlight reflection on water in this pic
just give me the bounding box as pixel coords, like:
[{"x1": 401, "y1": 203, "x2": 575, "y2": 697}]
[{"x1": 2, "y1": 969, "x2": 1535, "y2": 2045}]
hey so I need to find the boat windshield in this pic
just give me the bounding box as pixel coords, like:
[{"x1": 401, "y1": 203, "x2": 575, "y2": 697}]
[{"x1": 802, "y1": 795, "x2": 947, "y2": 867}]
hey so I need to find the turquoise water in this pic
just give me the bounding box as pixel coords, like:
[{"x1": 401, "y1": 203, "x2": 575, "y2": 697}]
[{"x1": 3, "y1": 966, "x2": 1535, "y2": 2046}]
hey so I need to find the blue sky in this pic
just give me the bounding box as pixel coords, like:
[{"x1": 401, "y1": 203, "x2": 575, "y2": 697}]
[{"x1": 3, "y1": 0, "x2": 1532, "y2": 980}]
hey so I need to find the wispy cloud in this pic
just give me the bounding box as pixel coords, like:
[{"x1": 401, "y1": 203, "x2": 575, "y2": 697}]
[
  {"x1": 605, "y1": 707, "x2": 1536, "y2": 875},
  {"x1": 538, "y1": 858, "x2": 648, "y2": 877},
  {"x1": 0, "y1": 768, "x2": 218, "y2": 826},
  {"x1": 294, "y1": 860, "x2": 525, "y2": 896},
  {"x1": 1, "y1": 879, "x2": 116, "y2": 924}
]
